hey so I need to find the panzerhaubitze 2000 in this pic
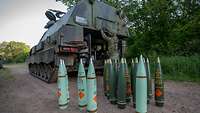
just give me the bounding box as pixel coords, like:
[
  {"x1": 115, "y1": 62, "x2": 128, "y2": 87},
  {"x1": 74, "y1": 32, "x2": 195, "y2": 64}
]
[{"x1": 27, "y1": 0, "x2": 129, "y2": 83}]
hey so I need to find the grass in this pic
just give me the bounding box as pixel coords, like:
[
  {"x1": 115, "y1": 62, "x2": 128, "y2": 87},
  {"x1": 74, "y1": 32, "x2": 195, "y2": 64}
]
[
  {"x1": 149, "y1": 55, "x2": 200, "y2": 83},
  {"x1": 163, "y1": 74, "x2": 200, "y2": 83},
  {"x1": 0, "y1": 68, "x2": 14, "y2": 81}
]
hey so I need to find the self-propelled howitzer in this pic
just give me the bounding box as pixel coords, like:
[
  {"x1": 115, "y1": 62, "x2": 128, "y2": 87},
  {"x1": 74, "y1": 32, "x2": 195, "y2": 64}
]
[{"x1": 27, "y1": 0, "x2": 129, "y2": 83}]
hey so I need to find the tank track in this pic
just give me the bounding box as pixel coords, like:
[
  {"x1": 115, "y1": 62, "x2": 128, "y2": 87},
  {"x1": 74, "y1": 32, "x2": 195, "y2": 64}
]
[{"x1": 29, "y1": 63, "x2": 57, "y2": 83}]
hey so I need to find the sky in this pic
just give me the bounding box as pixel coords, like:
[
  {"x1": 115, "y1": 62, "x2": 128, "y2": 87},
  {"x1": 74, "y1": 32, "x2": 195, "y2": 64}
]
[{"x1": 0, "y1": 0, "x2": 67, "y2": 47}]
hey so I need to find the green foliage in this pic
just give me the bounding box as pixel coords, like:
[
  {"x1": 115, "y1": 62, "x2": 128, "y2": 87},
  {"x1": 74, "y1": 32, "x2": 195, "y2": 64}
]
[
  {"x1": 58, "y1": 0, "x2": 200, "y2": 57},
  {"x1": 126, "y1": 0, "x2": 200, "y2": 57},
  {"x1": 164, "y1": 73, "x2": 200, "y2": 83},
  {"x1": 149, "y1": 56, "x2": 200, "y2": 83},
  {"x1": 60, "y1": 0, "x2": 125, "y2": 9},
  {"x1": 0, "y1": 68, "x2": 14, "y2": 81},
  {"x1": 0, "y1": 41, "x2": 30, "y2": 63},
  {"x1": 160, "y1": 56, "x2": 200, "y2": 76},
  {"x1": 60, "y1": 0, "x2": 79, "y2": 8}
]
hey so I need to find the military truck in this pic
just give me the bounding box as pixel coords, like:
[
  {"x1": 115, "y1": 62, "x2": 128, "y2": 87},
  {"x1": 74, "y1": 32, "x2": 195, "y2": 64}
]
[{"x1": 27, "y1": 0, "x2": 129, "y2": 83}]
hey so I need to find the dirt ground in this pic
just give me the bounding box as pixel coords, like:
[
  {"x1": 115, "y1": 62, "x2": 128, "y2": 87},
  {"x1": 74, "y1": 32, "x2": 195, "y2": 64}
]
[{"x1": 0, "y1": 64, "x2": 200, "y2": 113}]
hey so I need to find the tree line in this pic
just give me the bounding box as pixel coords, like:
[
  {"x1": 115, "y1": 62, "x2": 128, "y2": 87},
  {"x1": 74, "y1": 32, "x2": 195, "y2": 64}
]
[
  {"x1": 0, "y1": 41, "x2": 30, "y2": 63},
  {"x1": 60, "y1": 0, "x2": 200, "y2": 57}
]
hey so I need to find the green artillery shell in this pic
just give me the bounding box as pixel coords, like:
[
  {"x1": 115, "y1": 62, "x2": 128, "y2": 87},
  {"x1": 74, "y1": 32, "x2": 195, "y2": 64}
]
[
  {"x1": 62, "y1": 60, "x2": 70, "y2": 103},
  {"x1": 113, "y1": 59, "x2": 119, "y2": 103},
  {"x1": 57, "y1": 59, "x2": 69, "y2": 109},
  {"x1": 143, "y1": 58, "x2": 150, "y2": 104},
  {"x1": 146, "y1": 58, "x2": 152, "y2": 100},
  {"x1": 124, "y1": 59, "x2": 132, "y2": 103},
  {"x1": 87, "y1": 58, "x2": 97, "y2": 113},
  {"x1": 155, "y1": 57, "x2": 164, "y2": 107},
  {"x1": 103, "y1": 60, "x2": 108, "y2": 96},
  {"x1": 77, "y1": 59, "x2": 87, "y2": 111},
  {"x1": 105, "y1": 59, "x2": 110, "y2": 99},
  {"x1": 108, "y1": 59, "x2": 117, "y2": 104},
  {"x1": 136, "y1": 55, "x2": 147, "y2": 113},
  {"x1": 131, "y1": 57, "x2": 138, "y2": 108},
  {"x1": 117, "y1": 58, "x2": 126, "y2": 109}
]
